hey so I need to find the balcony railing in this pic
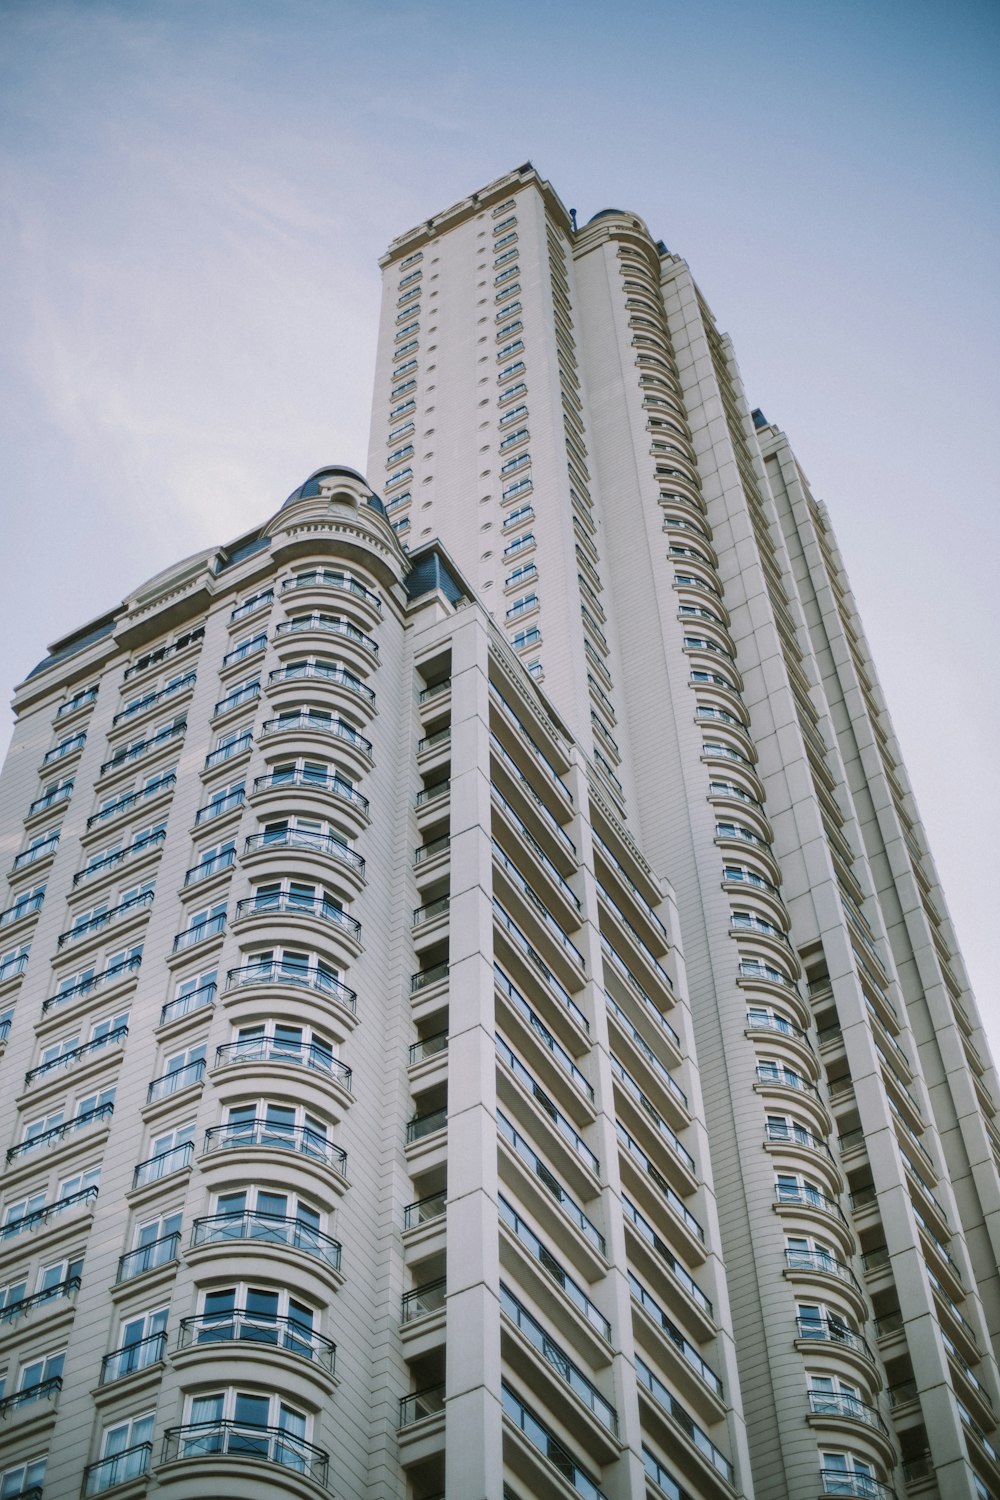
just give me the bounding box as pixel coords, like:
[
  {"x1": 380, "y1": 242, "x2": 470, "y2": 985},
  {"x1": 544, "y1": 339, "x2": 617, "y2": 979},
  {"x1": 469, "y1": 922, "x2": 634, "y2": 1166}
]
[
  {"x1": 83, "y1": 1442, "x2": 152, "y2": 1496},
  {"x1": 183, "y1": 849, "x2": 236, "y2": 886},
  {"x1": 172, "y1": 913, "x2": 226, "y2": 951},
  {"x1": 177, "y1": 1309, "x2": 336, "y2": 1371},
  {"x1": 0, "y1": 1376, "x2": 63, "y2": 1416},
  {"x1": 215, "y1": 1037, "x2": 352, "y2": 1090},
  {"x1": 6, "y1": 1101, "x2": 114, "y2": 1161},
  {"x1": 406, "y1": 1107, "x2": 447, "y2": 1144},
  {"x1": 501, "y1": 1283, "x2": 618, "y2": 1433},
  {"x1": 0, "y1": 1275, "x2": 81, "y2": 1325},
  {"x1": 235, "y1": 890, "x2": 361, "y2": 938},
  {"x1": 260, "y1": 713, "x2": 373, "y2": 757},
  {"x1": 281, "y1": 570, "x2": 381, "y2": 610},
  {"x1": 204, "y1": 732, "x2": 252, "y2": 768},
  {"x1": 616, "y1": 1122, "x2": 703, "y2": 1241},
  {"x1": 27, "y1": 782, "x2": 73, "y2": 817},
  {"x1": 275, "y1": 614, "x2": 378, "y2": 656},
  {"x1": 147, "y1": 1059, "x2": 206, "y2": 1102},
  {"x1": 161, "y1": 1422, "x2": 329, "y2": 1487},
  {"x1": 500, "y1": 1383, "x2": 607, "y2": 1500},
  {"x1": 56, "y1": 686, "x2": 98, "y2": 718},
  {"x1": 796, "y1": 1316, "x2": 874, "y2": 1362},
  {"x1": 243, "y1": 827, "x2": 365, "y2": 873},
  {"x1": 123, "y1": 625, "x2": 204, "y2": 680},
  {"x1": 498, "y1": 1110, "x2": 605, "y2": 1255},
  {"x1": 402, "y1": 1277, "x2": 447, "y2": 1323},
  {"x1": 808, "y1": 1389, "x2": 888, "y2": 1433},
  {"x1": 0, "y1": 890, "x2": 46, "y2": 927},
  {"x1": 113, "y1": 671, "x2": 196, "y2": 725},
  {"x1": 408, "y1": 1031, "x2": 448, "y2": 1065},
  {"x1": 399, "y1": 1384, "x2": 446, "y2": 1428},
  {"x1": 42, "y1": 733, "x2": 86, "y2": 765},
  {"x1": 57, "y1": 889, "x2": 154, "y2": 947},
  {"x1": 100, "y1": 1330, "x2": 167, "y2": 1384},
  {"x1": 87, "y1": 771, "x2": 175, "y2": 827},
  {"x1": 776, "y1": 1183, "x2": 845, "y2": 1221},
  {"x1": 225, "y1": 961, "x2": 357, "y2": 1012},
  {"x1": 495, "y1": 966, "x2": 592, "y2": 1098},
  {"x1": 12, "y1": 835, "x2": 59, "y2": 870},
  {"x1": 133, "y1": 1140, "x2": 194, "y2": 1188},
  {"x1": 100, "y1": 720, "x2": 186, "y2": 776},
  {"x1": 403, "y1": 1191, "x2": 447, "y2": 1231},
  {"x1": 190, "y1": 1210, "x2": 341, "y2": 1270},
  {"x1": 411, "y1": 963, "x2": 448, "y2": 993},
  {"x1": 252, "y1": 767, "x2": 369, "y2": 812},
  {"x1": 42, "y1": 953, "x2": 142, "y2": 1012},
  {"x1": 268, "y1": 663, "x2": 375, "y2": 704},
  {"x1": 0, "y1": 1184, "x2": 98, "y2": 1239},
  {"x1": 117, "y1": 1231, "x2": 181, "y2": 1283},
  {"x1": 73, "y1": 830, "x2": 166, "y2": 885},
  {"x1": 159, "y1": 979, "x2": 216, "y2": 1026},
  {"x1": 784, "y1": 1247, "x2": 860, "y2": 1289},
  {"x1": 635, "y1": 1355, "x2": 733, "y2": 1483},
  {"x1": 203, "y1": 1120, "x2": 347, "y2": 1176},
  {"x1": 195, "y1": 788, "x2": 246, "y2": 825},
  {"x1": 818, "y1": 1469, "x2": 894, "y2": 1500}
]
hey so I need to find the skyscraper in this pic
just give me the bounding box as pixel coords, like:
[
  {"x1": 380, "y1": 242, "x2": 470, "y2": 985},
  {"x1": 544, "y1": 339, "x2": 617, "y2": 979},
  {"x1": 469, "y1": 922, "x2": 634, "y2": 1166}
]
[{"x1": 0, "y1": 162, "x2": 994, "y2": 1500}]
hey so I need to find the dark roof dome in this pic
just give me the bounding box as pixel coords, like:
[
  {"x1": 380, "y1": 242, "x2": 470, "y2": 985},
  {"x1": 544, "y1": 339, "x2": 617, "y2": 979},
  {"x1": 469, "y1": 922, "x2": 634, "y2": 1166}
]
[
  {"x1": 282, "y1": 466, "x2": 386, "y2": 516},
  {"x1": 587, "y1": 208, "x2": 627, "y2": 223}
]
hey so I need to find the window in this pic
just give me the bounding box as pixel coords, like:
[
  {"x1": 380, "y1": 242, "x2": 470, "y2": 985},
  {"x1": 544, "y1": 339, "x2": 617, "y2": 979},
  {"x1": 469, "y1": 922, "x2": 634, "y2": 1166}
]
[
  {"x1": 493, "y1": 211, "x2": 517, "y2": 228},
  {"x1": 502, "y1": 504, "x2": 534, "y2": 531},
  {"x1": 106, "y1": 1307, "x2": 169, "y2": 1380},
  {"x1": 504, "y1": 532, "x2": 535, "y2": 558},
  {"x1": 0, "y1": 1275, "x2": 28, "y2": 1316},
  {"x1": 386, "y1": 466, "x2": 413, "y2": 490},
  {"x1": 820, "y1": 1452, "x2": 878, "y2": 1495},
  {"x1": 389, "y1": 397, "x2": 416, "y2": 421},
  {"x1": 394, "y1": 321, "x2": 419, "y2": 341},
  {"x1": 37, "y1": 1254, "x2": 83, "y2": 1293},
  {"x1": 390, "y1": 377, "x2": 417, "y2": 400},
  {"x1": 498, "y1": 380, "x2": 527, "y2": 405},
  {"x1": 496, "y1": 318, "x2": 522, "y2": 340},
  {"x1": 92, "y1": 1413, "x2": 155, "y2": 1490},
  {"x1": 388, "y1": 419, "x2": 415, "y2": 442},
  {"x1": 398, "y1": 269, "x2": 422, "y2": 289},
  {"x1": 511, "y1": 627, "x2": 542, "y2": 651},
  {"x1": 498, "y1": 401, "x2": 528, "y2": 427},
  {"x1": 181, "y1": 1389, "x2": 311, "y2": 1469},
  {"x1": 227, "y1": 1019, "x2": 337, "y2": 1072},
  {"x1": 393, "y1": 340, "x2": 418, "y2": 362},
  {"x1": 495, "y1": 282, "x2": 521, "y2": 303},
  {"x1": 494, "y1": 231, "x2": 518, "y2": 250},
  {"x1": 495, "y1": 300, "x2": 522, "y2": 321},
  {"x1": 502, "y1": 477, "x2": 533, "y2": 501},
  {"x1": 505, "y1": 593, "x2": 538, "y2": 620},
  {"x1": 400, "y1": 249, "x2": 422, "y2": 268},
  {"x1": 494, "y1": 247, "x2": 518, "y2": 269},
  {"x1": 497, "y1": 360, "x2": 526, "y2": 382},
  {"x1": 135, "y1": 1123, "x2": 195, "y2": 1185},
  {"x1": 150, "y1": 1043, "x2": 207, "y2": 1100},
  {"x1": 0, "y1": 1458, "x2": 46, "y2": 1498},
  {"x1": 497, "y1": 338, "x2": 524, "y2": 361},
  {"x1": 17, "y1": 1347, "x2": 65, "y2": 1397},
  {"x1": 505, "y1": 562, "x2": 537, "y2": 588},
  {"x1": 500, "y1": 452, "x2": 530, "y2": 477},
  {"x1": 195, "y1": 1283, "x2": 318, "y2": 1358},
  {"x1": 124, "y1": 1211, "x2": 183, "y2": 1278}
]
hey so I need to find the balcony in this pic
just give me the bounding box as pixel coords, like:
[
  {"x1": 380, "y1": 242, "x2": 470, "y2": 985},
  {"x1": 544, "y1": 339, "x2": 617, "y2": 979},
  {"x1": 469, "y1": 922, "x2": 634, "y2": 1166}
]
[
  {"x1": 11, "y1": 834, "x2": 59, "y2": 872},
  {"x1": 204, "y1": 732, "x2": 253, "y2": 769},
  {"x1": 173, "y1": 912, "x2": 226, "y2": 952},
  {"x1": 501, "y1": 1382, "x2": 608, "y2": 1500},
  {"x1": 159, "y1": 979, "x2": 216, "y2": 1027},
  {"x1": 123, "y1": 624, "x2": 204, "y2": 681},
  {"x1": 252, "y1": 767, "x2": 369, "y2": 817},
  {"x1": 41, "y1": 733, "x2": 86, "y2": 766},
  {"x1": 0, "y1": 890, "x2": 46, "y2": 929},
  {"x1": 0, "y1": 1275, "x2": 81, "y2": 1325},
  {"x1": 42, "y1": 953, "x2": 142, "y2": 1013},
  {"x1": 113, "y1": 671, "x2": 197, "y2": 726},
  {"x1": 203, "y1": 1120, "x2": 347, "y2": 1177},
  {"x1": 275, "y1": 613, "x2": 378, "y2": 658},
  {"x1": 784, "y1": 1247, "x2": 861, "y2": 1291},
  {"x1": 0, "y1": 1376, "x2": 63, "y2": 1416},
  {"x1": 260, "y1": 712, "x2": 373, "y2": 761},
  {"x1": 225, "y1": 961, "x2": 357, "y2": 1015},
  {"x1": 281, "y1": 568, "x2": 381, "y2": 613},
  {"x1": 399, "y1": 1383, "x2": 446, "y2": 1429},
  {"x1": 6, "y1": 1101, "x2": 114, "y2": 1162},
  {"x1": 133, "y1": 1140, "x2": 194, "y2": 1188},
  {"x1": 195, "y1": 787, "x2": 246, "y2": 826},
  {"x1": 501, "y1": 1282, "x2": 618, "y2": 1434},
  {"x1": 0, "y1": 1185, "x2": 98, "y2": 1240},
  {"x1": 775, "y1": 1182, "x2": 846, "y2": 1223},
  {"x1": 243, "y1": 828, "x2": 365, "y2": 879},
  {"x1": 56, "y1": 889, "x2": 153, "y2": 948},
  {"x1": 268, "y1": 662, "x2": 375, "y2": 707},
  {"x1": 99, "y1": 720, "x2": 185, "y2": 777},
  {"x1": 402, "y1": 1277, "x2": 447, "y2": 1324},
  {"x1": 234, "y1": 890, "x2": 361, "y2": 942},
  {"x1": 406, "y1": 1107, "x2": 447, "y2": 1144},
  {"x1": 87, "y1": 771, "x2": 175, "y2": 828},
  {"x1": 73, "y1": 830, "x2": 165, "y2": 886},
  {"x1": 100, "y1": 1331, "x2": 167, "y2": 1384},
  {"x1": 191, "y1": 1210, "x2": 341, "y2": 1271},
  {"x1": 161, "y1": 1422, "x2": 329, "y2": 1488},
  {"x1": 83, "y1": 1442, "x2": 152, "y2": 1496},
  {"x1": 216, "y1": 1037, "x2": 352, "y2": 1093},
  {"x1": 147, "y1": 1059, "x2": 206, "y2": 1103},
  {"x1": 795, "y1": 1316, "x2": 874, "y2": 1364},
  {"x1": 498, "y1": 1109, "x2": 605, "y2": 1257},
  {"x1": 27, "y1": 782, "x2": 73, "y2": 818},
  {"x1": 808, "y1": 1388, "x2": 888, "y2": 1435},
  {"x1": 184, "y1": 849, "x2": 236, "y2": 888},
  {"x1": 818, "y1": 1469, "x2": 894, "y2": 1500},
  {"x1": 177, "y1": 1309, "x2": 336, "y2": 1372},
  {"x1": 634, "y1": 1354, "x2": 733, "y2": 1486},
  {"x1": 117, "y1": 1230, "x2": 181, "y2": 1284}
]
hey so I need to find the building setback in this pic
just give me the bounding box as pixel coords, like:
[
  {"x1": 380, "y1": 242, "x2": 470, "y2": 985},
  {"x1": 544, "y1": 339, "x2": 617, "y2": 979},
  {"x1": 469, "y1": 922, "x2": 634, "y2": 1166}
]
[{"x1": 0, "y1": 162, "x2": 993, "y2": 1500}]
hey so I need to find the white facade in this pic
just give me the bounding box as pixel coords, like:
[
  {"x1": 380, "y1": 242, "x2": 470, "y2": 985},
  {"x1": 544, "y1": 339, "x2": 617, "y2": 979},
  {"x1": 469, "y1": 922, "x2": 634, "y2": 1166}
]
[{"x1": 369, "y1": 164, "x2": 1000, "y2": 1500}]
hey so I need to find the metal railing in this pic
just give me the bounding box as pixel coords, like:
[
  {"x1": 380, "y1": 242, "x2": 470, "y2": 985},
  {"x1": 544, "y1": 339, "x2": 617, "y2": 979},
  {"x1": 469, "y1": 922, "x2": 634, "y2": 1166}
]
[
  {"x1": 0, "y1": 1275, "x2": 81, "y2": 1324},
  {"x1": 117, "y1": 1231, "x2": 181, "y2": 1283},
  {"x1": 88, "y1": 771, "x2": 176, "y2": 827},
  {"x1": 147, "y1": 1059, "x2": 206, "y2": 1102},
  {"x1": 172, "y1": 912, "x2": 226, "y2": 951},
  {"x1": 796, "y1": 1316, "x2": 874, "y2": 1362},
  {"x1": 260, "y1": 713, "x2": 373, "y2": 756},
  {"x1": 252, "y1": 767, "x2": 368, "y2": 811},
  {"x1": 6, "y1": 1101, "x2": 113, "y2": 1161},
  {"x1": 161, "y1": 1421, "x2": 329, "y2": 1486},
  {"x1": 243, "y1": 827, "x2": 365, "y2": 872},
  {"x1": 133, "y1": 1140, "x2": 194, "y2": 1188},
  {"x1": 159, "y1": 979, "x2": 216, "y2": 1026},
  {"x1": 234, "y1": 890, "x2": 361, "y2": 937},
  {"x1": 203, "y1": 1120, "x2": 347, "y2": 1175},
  {"x1": 177, "y1": 1310, "x2": 335, "y2": 1371},
  {"x1": 100, "y1": 1331, "x2": 167, "y2": 1384},
  {"x1": 399, "y1": 1383, "x2": 445, "y2": 1428},
  {"x1": 25, "y1": 1025, "x2": 127, "y2": 1084},
  {"x1": 401, "y1": 1277, "x2": 447, "y2": 1323},
  {"x1": 275, "y1": 614, "x2": 378, "y2": 656},
  {"x1": 268, "y1": 663, "x2": 375, "y2": 703},
  {"x1": 57, "y1": 889, "x2": 153, "y2": 947},
  {"x1": 808, "y1": 1388, "x2": 888, "y2": 1433},
  {"x1": 406, "y1": 1108, "x2": 447, "y2": 1144},
  {"x1": 215, "y1": 1037, "x2": 352, "y2": 1090},
  {"x1": 403, "y1": 1191, "x2": 447, "y2": 1230},
  {"x1": 100, "y1": 720, "x2": 185, "y2": 776},
  {"x1": 225, "y1": 961, "x2": 357, "y2": 1012},
  {"x1": 191, "y1": 1211, "x2": 341, "y2": 1269},
  {"x1": 83, "y1": 1442, "x2": 152, "y2": 1496}
]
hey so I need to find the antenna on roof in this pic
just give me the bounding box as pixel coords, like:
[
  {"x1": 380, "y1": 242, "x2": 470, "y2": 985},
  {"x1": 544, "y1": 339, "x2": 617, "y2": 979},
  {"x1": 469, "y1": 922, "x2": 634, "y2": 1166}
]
[{"x1": 570, "y1": 208, "x2": 578, "y2": 232}]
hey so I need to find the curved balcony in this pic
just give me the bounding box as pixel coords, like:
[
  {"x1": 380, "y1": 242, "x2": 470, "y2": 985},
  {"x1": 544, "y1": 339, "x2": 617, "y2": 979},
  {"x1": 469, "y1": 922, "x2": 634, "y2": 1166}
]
[
  {"x1": 188, "y1": 1212, "x2": 343, "y2": 1301},
  {"x1": 747, "y1": 1017, "x2": 817, "y2": 1076},
  {"x1": 224, "y1": 962, "x2": 357, "y2": 1043},
  {"x1": 242, "y1": 829, "x2": 365, "y2": 892},
  {"x1": 233, "y1": 891, "x2": 362, "y2": 954},
  {"x1": 281, "y1": 568, "x2": 382, "y2": 622},
  {"x1": 783, "y1": 1248, "x2": 867, "y2": 1318},
  {"x1": 795, "y1": 1315, "x2": 876, "y2": 1367},
  {"x1": 213, "y1": 1039, "x2": 353, "y2": 1123},
  {"x1": 818, "y1": 1469, "x2": 894, "y2": 1500},
  {"x1": 738, "y1": 957, "x2": 803, "y2": 1008},
  {"x1": 178, "y1": 1309, "x2": 336, "y2": 1374},
  {"x1": 258, "y1": 713, "x2": 373, "y2": 774},
  {"x1": 202, "y1": 1119, "x2": 347, "y2": 1182},
  {"x1": 250, "y1": 768, "x2": 369, "y2": 833},
  {"x1": 160, "y1": 1422, "x2": 329, "y2": 1491},
  {"x1": 273, "y1": 615, "x2": 378, "y2": 676},
  {"x1": 807, "y1": 1388, "x2": 889, "y2": 1436},
  {"x1": 267, "y1": 663, "x2": 376, "y2": 717}
]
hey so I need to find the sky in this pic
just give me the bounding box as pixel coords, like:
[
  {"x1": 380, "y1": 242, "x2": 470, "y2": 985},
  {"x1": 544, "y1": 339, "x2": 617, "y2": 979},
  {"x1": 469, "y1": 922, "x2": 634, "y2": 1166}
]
[{"x1": 0, "y1": 0, "x2": 997, "y2": 1057}]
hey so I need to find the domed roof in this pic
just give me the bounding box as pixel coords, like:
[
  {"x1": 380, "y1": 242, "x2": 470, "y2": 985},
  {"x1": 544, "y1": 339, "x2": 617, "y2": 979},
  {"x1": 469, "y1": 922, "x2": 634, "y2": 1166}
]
[
  {"x1": 587, "y1": 208, "x2": 627, "y2": 223},
  {"x1": 282, "y1": 466, "x2": 386, "y2": 516}
]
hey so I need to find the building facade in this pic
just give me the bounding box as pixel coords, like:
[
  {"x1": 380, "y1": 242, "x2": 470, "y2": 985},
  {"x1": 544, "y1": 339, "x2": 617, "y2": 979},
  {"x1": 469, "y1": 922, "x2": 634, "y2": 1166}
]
[
  {"x1": 368, "y1": 165, "x2": 1000, "y2": 1499},
  {"x1": 0, "y1": 163, "x2": 995, "y2": 1500}
]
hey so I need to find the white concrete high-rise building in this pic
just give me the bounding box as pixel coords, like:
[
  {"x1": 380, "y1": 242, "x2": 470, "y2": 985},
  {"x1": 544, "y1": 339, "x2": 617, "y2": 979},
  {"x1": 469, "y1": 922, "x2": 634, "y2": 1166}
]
[
  {"x1": 368, "y1": 163, "x2": 1000, "y2": 1500},
  {"x1": 0, "y1": 163, "x2": 995, "y2": 1500}
]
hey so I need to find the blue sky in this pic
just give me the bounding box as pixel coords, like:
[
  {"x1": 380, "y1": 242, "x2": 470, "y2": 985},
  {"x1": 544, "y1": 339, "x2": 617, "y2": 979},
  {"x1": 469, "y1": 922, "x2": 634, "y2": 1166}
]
[{"x1": 1, "y1": 0, "x2": 997, "y2": 1053}]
